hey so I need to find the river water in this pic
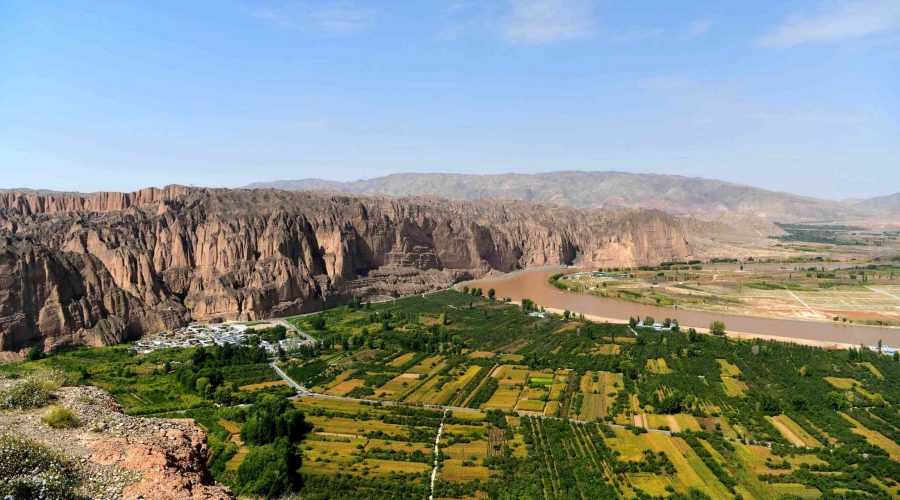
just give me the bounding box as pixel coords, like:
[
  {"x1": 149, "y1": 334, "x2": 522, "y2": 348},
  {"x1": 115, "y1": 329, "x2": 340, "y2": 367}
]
[{"x1": 463, "y1": 267, "x2": 899, "y2": 348}]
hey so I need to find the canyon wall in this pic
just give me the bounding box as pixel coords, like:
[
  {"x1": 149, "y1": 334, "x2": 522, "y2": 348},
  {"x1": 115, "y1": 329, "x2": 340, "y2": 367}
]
[{"x1": 1, "y1": 187, "x2": 714, "y2": 352}]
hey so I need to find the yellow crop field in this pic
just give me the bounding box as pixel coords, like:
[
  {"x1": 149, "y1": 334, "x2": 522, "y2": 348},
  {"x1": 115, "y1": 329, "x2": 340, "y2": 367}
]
[
  {"x1": 388, "y1": 352, "x2": 416, "y2": 368},
  {"x1": 607, "y1": 428, "x2": 731, "y2": 498},
  {"x1": 318, "y1": 370, "x2": 353, "y2": 391},
  {"x1": 468, "y1": 351, "x2": 495, "y2": 359},
  {"x1": 858, "y1": 362, "x2": 883, "y2": 379},
  {"x1": 840, "y1": 413, "x2": 900, "y2": 460},
  {"x1": 451, "y1": 410, "x2": 486, "y2": 421},
  {"x1": 218, "y1": 419, "x2": 242, "y2": 434},
  {"x1": 238, "y1": 379, "x2": 287, "y2": 391},
  {"x1": 548, "y1": 383, "x2": 566, "y2": 400},
  {"x1": 606, "y1": 427, "x2": 648, "y2": 461},
  {"x1": 483, "y1": 386, "x2": 521, "y2": 410},
  {"x1": 515, "y1": 399, "x2": 546, "y2": 412},
  {"x1": 365, "y1": 438, "x2": 432, "y2": 455},
  {"x1": 728, "y1": 442, "x2": 822, "y2": 499},
  {"x1": 440, "y1": 365, "x2": 485, "y2": 401},
  {"x1": 596, "y1": 344, "x2": 620, "y2": 355},
  {"x1": 543, "y1": 400, "x2": 560, "y2": 416},
  {"x1": 304, "y1": 437, "x2": 366, "y2": 457},
  {"x1": 766, "y1": 414, "x2": 822, "y2": 448},
  {"x1": 361, "y1": 458, "x2": 431, "y2": 476},
  {"x1": 403, "y1": 375, "x2": 443, "y2": 403},
  {"x1": 307, "y1": 415, "x2": 411, "y2": 438},
  {"x1": 324, "y1": 378, "x2": 364, "y2": 396},
  {"x1": 376, "y1": 372, "x2": 421, "y2": 399},
  {"x1": 722, "y1": 377, "x2": 748, "y2": 397},
  {"x1": 521, "y1": 386, "x2": 548, "y2": 400},
  {"x1": 628, "y1": 473, "x2": 675, "y2": 497},
  {"x1": 716, "y1": 359, "x2": 742, "y2": 377},
  {"x1": 444, "y1": 440, "x2": 489, "y2": 460},
  {"x1": 408, "y1": 355, "x2": 444, "y2": 374},
  {"x1": 669, "y1": 414, "x2": 701, "y2": 432},
  {"x1": 646, "y1": 358, "x2": 672, "y2": 374},
  {"x1": 578, "y1": 371, "x2": 622, "y2": 420},
  {"x1": 440, "y1": 459, "x2": 492, "y2": 482},
  {"x1": 494, "y1": 365, "x2": 529, "y2": 386},
  {"x1": 580, "y1": 393, "x2": 604, "y2": 422},
  {"x1": 648, "y1": 434, "x2": 731, "y2": 499},
  {"x1": 293, "y1": 397, "x2": 372, "y2": 415},
  {"x1": 825, "y1": 377, "x2": 858, "y2": 390},
  {"x1": 226, "y1": 446, "x2": 248, "y2": 471}
]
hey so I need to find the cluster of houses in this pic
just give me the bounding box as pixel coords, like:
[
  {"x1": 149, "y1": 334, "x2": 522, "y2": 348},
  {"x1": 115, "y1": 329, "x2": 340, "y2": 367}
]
[
  {"x1": 639, "y1": 320, "x2": 676, "y2": 331},
  {"x1": 133, "y1": 323, "x2": 307, "y2": 355}
]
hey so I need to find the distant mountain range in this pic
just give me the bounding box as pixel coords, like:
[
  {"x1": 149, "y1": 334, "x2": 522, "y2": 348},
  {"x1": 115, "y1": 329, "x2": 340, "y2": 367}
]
[{"x1": 245, "y1": 171, "x2": 897, "y2": 223}]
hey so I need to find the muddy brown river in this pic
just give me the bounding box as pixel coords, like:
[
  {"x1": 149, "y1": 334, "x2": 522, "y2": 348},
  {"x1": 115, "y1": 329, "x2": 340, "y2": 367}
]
[{"x1": 463, "y1": 267, "x2": 900, "y2": 348}]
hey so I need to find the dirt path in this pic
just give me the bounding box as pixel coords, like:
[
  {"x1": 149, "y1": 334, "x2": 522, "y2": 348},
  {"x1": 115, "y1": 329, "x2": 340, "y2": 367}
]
[{"x1": 429, "y1": 409, "x2": 449, "y2": 500}]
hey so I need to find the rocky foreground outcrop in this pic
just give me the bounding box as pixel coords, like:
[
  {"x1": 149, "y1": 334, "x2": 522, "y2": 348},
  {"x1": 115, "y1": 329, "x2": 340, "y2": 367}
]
[
  {"x1": 1, "y1": 186, "x2": 754, "y2": 352},
  {"x1": 0, "y1": 380, "x2": 231, "y2": 499}
]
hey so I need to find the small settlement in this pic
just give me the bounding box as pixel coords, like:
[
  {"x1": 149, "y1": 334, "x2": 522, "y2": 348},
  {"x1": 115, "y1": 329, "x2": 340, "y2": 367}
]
[{"x1": 133, "y1": 323, "x2": 306, "y2": 355}]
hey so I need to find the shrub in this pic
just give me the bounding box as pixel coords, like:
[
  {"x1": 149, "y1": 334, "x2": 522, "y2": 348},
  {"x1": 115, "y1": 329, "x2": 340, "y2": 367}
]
[
  {"x1": 42, "y1": 406, "x2": 81, "y2": 429},
  {"x1": 0, "y1": 436, "x2": 82, "y2": 498},
  {"x1": 0, "y1": 378, "x2": 54, "y2": 409},
  {"x1": 25, "y1": 347, "x2": 45, "y2": 361},
  {"x1": 0, "y1": 368, "x2": 72, "y2": 410}
]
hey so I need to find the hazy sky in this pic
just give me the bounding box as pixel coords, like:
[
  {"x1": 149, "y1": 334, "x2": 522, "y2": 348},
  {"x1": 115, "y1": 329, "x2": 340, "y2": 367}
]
[{"x1": 1, "y1": 1, "x2": 898, "y2": 199}]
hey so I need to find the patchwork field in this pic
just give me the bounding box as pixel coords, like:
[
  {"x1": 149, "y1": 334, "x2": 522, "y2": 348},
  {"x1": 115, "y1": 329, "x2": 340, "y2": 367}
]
[{"x1": 16, "y1": 289, "x2": 895, "y2": 498}]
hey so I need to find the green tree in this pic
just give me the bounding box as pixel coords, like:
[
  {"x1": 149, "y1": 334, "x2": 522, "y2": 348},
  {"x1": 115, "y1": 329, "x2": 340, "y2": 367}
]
[
  {"x1": 825, "y1": 391, "x2": 846, "y2": 410},
  {"x1": 309, "y1": 315, "x2": 326, "y2": 330},
  {"x1": 235, "y1": 438, "x2": 301, "y2": 497},
  {"x1": 709, "y1": 321, "x2": 726, "y2": 336},
  {"x1": 487, "y1": 288, "x2": 496, "y2": 300}
]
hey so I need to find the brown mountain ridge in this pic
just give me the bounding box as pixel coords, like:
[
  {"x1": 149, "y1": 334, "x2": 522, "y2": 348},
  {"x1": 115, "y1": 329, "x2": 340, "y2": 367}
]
[{"x1": 245, "y1": 171, "x2": 898, "y2": 223}]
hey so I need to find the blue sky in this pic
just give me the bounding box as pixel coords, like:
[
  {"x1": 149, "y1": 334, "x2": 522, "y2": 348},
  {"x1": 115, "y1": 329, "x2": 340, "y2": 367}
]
[{"x1": 1, "y1": 1, "x2": 898, "y2": 199}]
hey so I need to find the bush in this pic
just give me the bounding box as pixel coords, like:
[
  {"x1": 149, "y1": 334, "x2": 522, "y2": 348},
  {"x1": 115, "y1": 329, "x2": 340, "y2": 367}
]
[
  {"x1": 42, "y1": 406, "x2": 81, "y2": 429},
  {"x1": 0, "y1": 378, "x2": 54, "y2": 409},
  {"x1": 25, "y1": 347, "x2": 45, "y2": 361},
  {"x1": 0, "y1": 436, "x2": 82, "y2": 498},
  {"x1": 0, "y1": 368, "x2": 72, "y2": 410}
]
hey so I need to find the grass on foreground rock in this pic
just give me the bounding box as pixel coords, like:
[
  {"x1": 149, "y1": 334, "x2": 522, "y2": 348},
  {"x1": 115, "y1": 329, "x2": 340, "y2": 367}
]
[
  {"x1": 0, "y1": 435, "x2": 83, "y2": 499},
  {"x1": 0, "y1": 368, "x2": 70, "y2": 410},
  {"x1": 42, "y1": 405, "x2": 81, "y2": 429}
]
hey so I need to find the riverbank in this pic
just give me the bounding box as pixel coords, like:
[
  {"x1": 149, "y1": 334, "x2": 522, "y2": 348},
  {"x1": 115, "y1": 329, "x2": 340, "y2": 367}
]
[{"x1": 460, "y1": 266, "x2": 899, "y2": 349}]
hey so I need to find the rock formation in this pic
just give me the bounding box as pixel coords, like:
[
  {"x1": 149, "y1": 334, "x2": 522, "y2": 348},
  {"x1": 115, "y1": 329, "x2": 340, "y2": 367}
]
[
  {"x1": 0, "y1": 380, "x2": 231, "y2": 499},
  {"x1": 1, "y1": 186, "x2": 754, "y2": 352}
]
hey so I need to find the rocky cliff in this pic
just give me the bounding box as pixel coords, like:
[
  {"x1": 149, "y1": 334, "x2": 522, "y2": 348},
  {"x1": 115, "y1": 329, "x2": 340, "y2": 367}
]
[
  {"x1": 0, "y1": 379, "x2": 231, "y2": 499},
  {"x1": 1, "y1": 186, "x2": 738, "y2": 352}
]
